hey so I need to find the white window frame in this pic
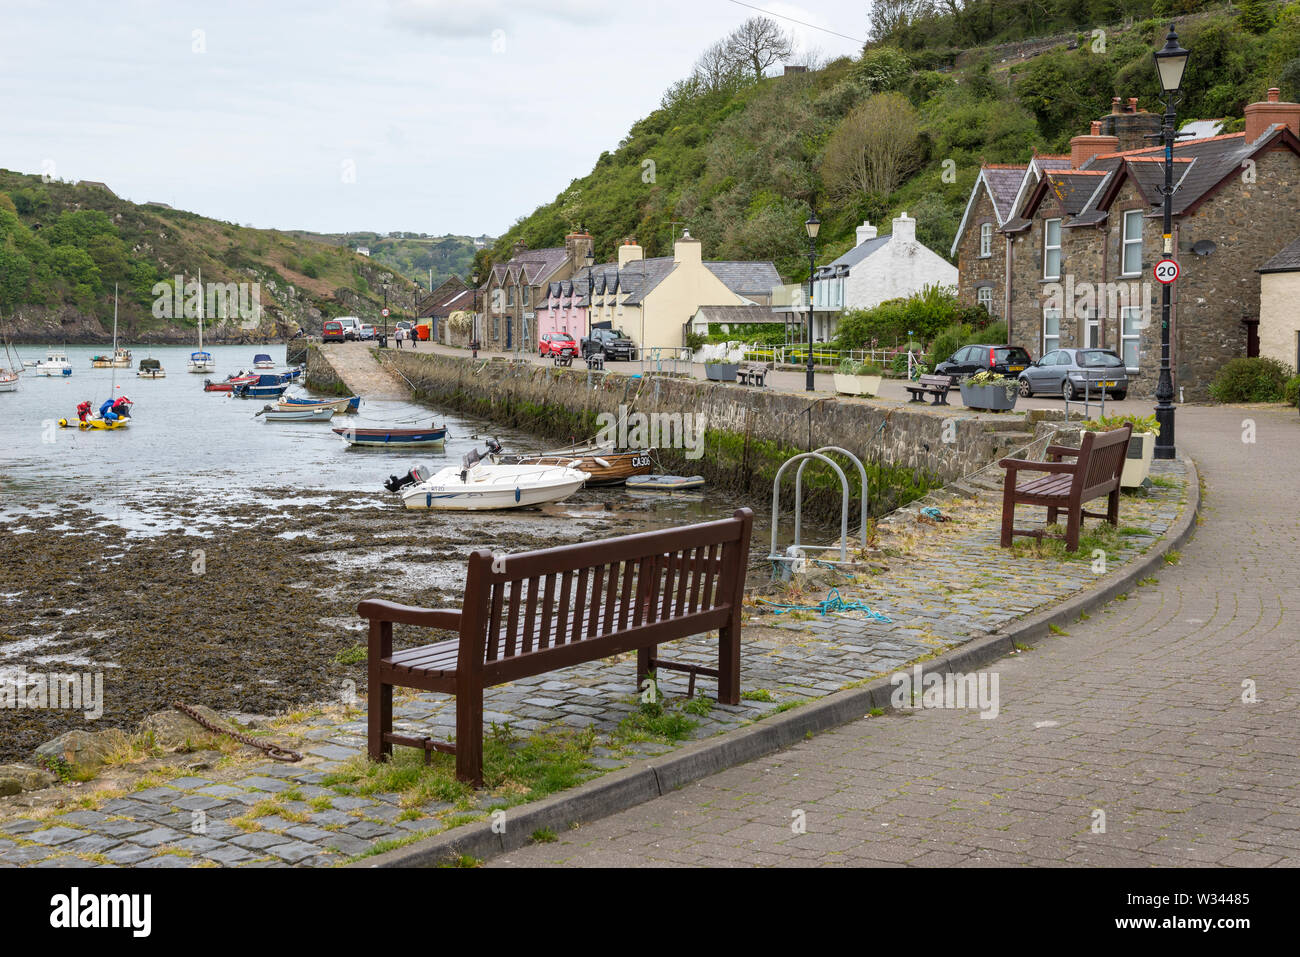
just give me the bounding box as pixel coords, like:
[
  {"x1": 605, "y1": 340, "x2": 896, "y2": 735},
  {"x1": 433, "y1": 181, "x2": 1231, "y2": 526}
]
[
  {"x1": 1121, "y1": 210, "x2": 1143, "y2": 277},
  {"x1": 976, "y1": 286, "x2": 993, "y2": 313},
  {"x1": 1043, "y1": 219, "x2": 1062, "y2": 280},
  {"x1": 1084, "y1": 315, "x2": 1100, "y2": 348},
  {"x1": 1043, "y1": 307, "x2": 1061, "y2": 354},
  {"x1": 979, "y1": 222, "x2": 993, "y2": 258},
  {"x1": 1121, "y1": 306, "x2": 1142, "y2": 372}
]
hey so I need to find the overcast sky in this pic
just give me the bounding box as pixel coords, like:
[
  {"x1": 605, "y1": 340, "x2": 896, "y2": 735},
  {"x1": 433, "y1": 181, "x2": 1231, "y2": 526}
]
[{"x1": 0, "y1": 0, "x2": 867, "y2": 238}]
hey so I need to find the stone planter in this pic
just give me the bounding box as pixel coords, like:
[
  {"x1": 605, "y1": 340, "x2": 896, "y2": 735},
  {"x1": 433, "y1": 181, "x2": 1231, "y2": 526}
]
[
  {"x1": 705, "y1": 363, "x2": 739, "y2": 382},
  {"x1": 1120, "y1": 431, "x2": 1155, "y2": 488},
  {"x1": 960, "y1": 382, "x2": 1018, "y2": 412},
  {"x1": 833, "y1": 373, "x2": 883, "y2": 397}
]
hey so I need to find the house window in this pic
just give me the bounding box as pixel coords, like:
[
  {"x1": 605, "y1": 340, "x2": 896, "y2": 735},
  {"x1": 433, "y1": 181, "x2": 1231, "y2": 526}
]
[
  {"x1": 1043, "y1": 307, "x2": 1061, "y2": 354},
  {"x1": 1084, "y1": 315, "x2": 1100, "y2": 348},
  {"x1": 1043, "y1": 219, "x2": 1062, "y2": 279},
  {"x1": 506, "y1": 286, "x2": 514, "y2": 306},
  {"x1": 1121, "y1": 307, "x2": 1142, "y2": 371},
  {"x1": 980, "y1": 223, "x2": 993, "y2": 258},
  {"x1": 1122, "y1": 210, "x2": 1143, "y2": 276},
  {"x1": 522, "y1": 286, "x2": 530, "y2": 306},
  {"x1": 976, "y1": 287, "x2": 993, "y2": 313}
]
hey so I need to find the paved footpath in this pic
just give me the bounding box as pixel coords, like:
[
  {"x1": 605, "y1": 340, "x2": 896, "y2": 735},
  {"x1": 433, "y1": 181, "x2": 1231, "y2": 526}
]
[{"x1": 495, "y1": 405, "x2": 1300, "y2": 867}]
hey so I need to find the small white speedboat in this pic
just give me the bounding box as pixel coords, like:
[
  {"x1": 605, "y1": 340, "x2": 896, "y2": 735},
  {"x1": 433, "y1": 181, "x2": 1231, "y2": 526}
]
[{"x1": 395, "y1": 449, "x2": 589, "y2": 511}]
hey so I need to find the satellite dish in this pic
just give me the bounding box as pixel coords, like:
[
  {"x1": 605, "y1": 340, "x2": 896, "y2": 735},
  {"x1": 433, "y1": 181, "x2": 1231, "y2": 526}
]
[{"x1": 1192, "y1": 240, "x2": 1216, "y2": 257}]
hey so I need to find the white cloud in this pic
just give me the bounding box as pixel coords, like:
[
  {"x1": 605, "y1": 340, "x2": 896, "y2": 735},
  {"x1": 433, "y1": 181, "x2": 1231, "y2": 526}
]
[{"x1": 386, "y1": 0, "x2": 609, "y2": 38}]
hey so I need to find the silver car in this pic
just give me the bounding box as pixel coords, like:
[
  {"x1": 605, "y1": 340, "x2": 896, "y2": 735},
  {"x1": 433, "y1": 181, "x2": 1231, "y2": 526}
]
[{"x1": 1017, "y1": 348, "x2": 1129, "y2": 400}]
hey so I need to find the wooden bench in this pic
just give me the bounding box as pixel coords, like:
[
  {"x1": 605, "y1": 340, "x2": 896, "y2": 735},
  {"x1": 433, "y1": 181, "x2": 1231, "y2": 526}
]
[
  {"x1": 905, "y1": 373, "x2": 954, "y2": 405},
  {"x1": 358, "y1": 508, "x2": 755, "y2": 785},
  {"x1": 998, "y1": 425, "x2": 1132, "y2": 552},
  {"x1": 737, "y1": 362, "x2": 771, "y2": 387}
]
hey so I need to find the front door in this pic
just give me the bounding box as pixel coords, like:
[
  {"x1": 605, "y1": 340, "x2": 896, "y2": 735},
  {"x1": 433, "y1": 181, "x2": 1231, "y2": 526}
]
[{"x1": 506, "y1": 316, "x2": 512, "y2": 350}]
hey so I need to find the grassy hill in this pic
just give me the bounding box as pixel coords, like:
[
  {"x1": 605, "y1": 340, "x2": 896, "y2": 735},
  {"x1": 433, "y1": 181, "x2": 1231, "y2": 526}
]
[
  {"x1": 0, "y1": 171, "x2": 423, "y2": 343},
  {"x1": 286, "y1": 231, "x2": 484, "y2": 292},
  {"x1": 482, "y1": 2, "x2": 1300, "y2": 281}
]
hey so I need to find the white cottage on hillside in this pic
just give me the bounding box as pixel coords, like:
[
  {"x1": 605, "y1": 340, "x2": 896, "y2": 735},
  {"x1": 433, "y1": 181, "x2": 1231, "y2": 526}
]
[{"x1": 799, "y1": 213, "x2": 958, "y2": 342}]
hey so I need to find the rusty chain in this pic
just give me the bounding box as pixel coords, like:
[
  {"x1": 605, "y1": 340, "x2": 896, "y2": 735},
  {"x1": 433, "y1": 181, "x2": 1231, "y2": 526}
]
[{"x1": 172, "y1": 702, "x2": 303, "y2": 762}]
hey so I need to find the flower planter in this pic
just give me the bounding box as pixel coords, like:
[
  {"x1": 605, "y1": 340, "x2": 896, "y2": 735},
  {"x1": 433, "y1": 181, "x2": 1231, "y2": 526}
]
[
  {"x1": 1120, "y1": 431, "x2": 1155, "y2": 488},
  {"x1": 705, "y1": 363, "x2": 739, "y2": 382},
  {"x1": 959, "y1": 382, "x2": 1018, "y2": 412},
  {"x1": 833, "y1": 373, "x2": 883, "y2": 398}
]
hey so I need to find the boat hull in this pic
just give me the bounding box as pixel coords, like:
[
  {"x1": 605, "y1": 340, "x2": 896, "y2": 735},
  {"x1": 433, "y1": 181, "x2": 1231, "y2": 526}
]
[
  {"x1": 233, "y1": 384, "x2": 289, "y2": 399},
  {"x1": 279, "y1": 395, "x2": 360, "y2": 413},
  {"x1": 334, "y1": 426, "x2": 447, "y2": 447},
  {"x1": 500, "y1": 448, "x2": 652, "y2": 486},
  {"x1": 261, "y1": 408, "x2": 336, "y2": 422},
  {"x1": 626, "y1": 474, "x2": 706, "y2": 491},
  {"x1": 401, "y1": 466, "x2": 588, "y2": 511},
  {"x1": 136, "y1": 371, "x2": 166, "y2": 378}
]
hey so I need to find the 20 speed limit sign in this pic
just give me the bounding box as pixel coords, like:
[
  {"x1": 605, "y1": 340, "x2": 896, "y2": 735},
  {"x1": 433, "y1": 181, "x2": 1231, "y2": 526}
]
[
  {"x1": 1154, "y1": 259, "x2": 1179, "y2": 284},
  {"x1": 381, "y1": 307, "x2": 390, "y2": 316}
]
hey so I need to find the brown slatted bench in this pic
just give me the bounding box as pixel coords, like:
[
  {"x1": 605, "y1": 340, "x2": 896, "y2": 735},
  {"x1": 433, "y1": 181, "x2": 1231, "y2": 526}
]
[
  {"x1": 905, "y1": 373, "x2": 954, "y2": 405},
  {"x1": 358, "y1": 508, "x2": 755, "y2": 785},
  {"x1": 998, "y1": 424, "x2": 1132, "y2": 552}
]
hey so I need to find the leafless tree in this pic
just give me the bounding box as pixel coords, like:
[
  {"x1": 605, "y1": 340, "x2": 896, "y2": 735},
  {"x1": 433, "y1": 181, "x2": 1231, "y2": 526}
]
[
  {"x1": 693, "y1": 38, "x2": 746, "y2": 93},
  {"x1": 820, "y1": 92, "x2": 921, "y2": 198},
  {"x1": 722, "y1": 16, "x2": 795, "y2": 81}
]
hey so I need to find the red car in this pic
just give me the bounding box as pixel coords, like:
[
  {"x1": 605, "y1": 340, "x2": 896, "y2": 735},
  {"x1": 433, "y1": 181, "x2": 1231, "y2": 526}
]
[
  {"x1": 322, "y1": 320, "x2": 345, "y2": 342},
  {"x1": 539, "y1": 332, "x2": 577, "y2": 357}
]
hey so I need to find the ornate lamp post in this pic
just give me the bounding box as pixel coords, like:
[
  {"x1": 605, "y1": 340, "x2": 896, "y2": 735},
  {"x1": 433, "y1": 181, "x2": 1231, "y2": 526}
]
[
  {"x1": 381, "y1": 277, "x2": 391, "y2": 346},
  {"x1": 584, "y1": 246, "x2": 596, "y2": 348},
  {"x1": 1153, "y1": 24, "x2": 1189, "y2": 460},
  {"x1": 804, "y1": 211, "x2": 820, "y2": 392}
]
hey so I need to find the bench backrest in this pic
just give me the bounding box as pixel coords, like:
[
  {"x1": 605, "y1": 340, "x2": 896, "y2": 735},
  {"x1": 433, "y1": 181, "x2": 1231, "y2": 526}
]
[
  {"x1": 1074, "y1": 424, "x2": 1132, "y2": 499},
  {"x1": 918, "y1": 374, "x2": 951, "y2": 388},
  {"x1": 457, "y1": 508, "x2": 754, "y2": 679}
]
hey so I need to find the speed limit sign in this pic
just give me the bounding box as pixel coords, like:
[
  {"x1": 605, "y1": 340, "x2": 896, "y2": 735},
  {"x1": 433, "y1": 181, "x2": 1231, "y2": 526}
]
[
  {"x1": 381, "y1": 307, "x2": 390, "y2": 317},
  {"x1": 1154, "y1": 259, "x2": 1179, "y2": 284}
]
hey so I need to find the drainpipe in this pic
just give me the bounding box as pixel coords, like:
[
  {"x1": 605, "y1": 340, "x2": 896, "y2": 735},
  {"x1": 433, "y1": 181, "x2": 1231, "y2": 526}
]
[
  {"x1": 1004, "y1": 235, "x2": 1014, "y2": 345},
  {"x1": 1100, "y1": 225, "x2": 1109, "y2": 348}
]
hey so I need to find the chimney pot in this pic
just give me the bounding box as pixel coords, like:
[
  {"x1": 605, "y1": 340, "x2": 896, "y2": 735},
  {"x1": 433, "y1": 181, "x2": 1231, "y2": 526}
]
[
  {"x1": 1268, "y1": 87, "x2": 1281, "y2": 103},
  {"x1": 1091, "y1": 120, "x2": 1101, "y2": 135},
  {"x1": 1127, "y1": 97, "x2": 1139, "y2": 113},
  {"x1": 1111, "y1": 97, "x2": 1122, "y2": 113}
]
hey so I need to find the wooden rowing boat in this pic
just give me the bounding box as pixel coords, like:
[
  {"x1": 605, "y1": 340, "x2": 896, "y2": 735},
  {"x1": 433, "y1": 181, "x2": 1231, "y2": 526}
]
[{"x1": 492, "y1": 442, "x2": 652, "y2": 487}]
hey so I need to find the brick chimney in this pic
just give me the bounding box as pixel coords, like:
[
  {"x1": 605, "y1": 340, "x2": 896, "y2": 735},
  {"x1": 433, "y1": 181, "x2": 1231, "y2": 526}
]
[
  {"x1": 1071, "y1": 121, "x2": 1120, "y2": 168},
  {"x1": 855, "y1": 221, "x2": 878, "y2": 246},
  {"x1": 1245, "y1": 88, "x2": 1300, "y2": 141},
  {"x1": 564, "y1": 231, "x2": 593, "y2": 268},
  {"x1": 1098, "y1": 99, "x2": 1161, "y2": 153},
  {"x1": 673, "y1": 229, "x2": 702, "y2": 267}
]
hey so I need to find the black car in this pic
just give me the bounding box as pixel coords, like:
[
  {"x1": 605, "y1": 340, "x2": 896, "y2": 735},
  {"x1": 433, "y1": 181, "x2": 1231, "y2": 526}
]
[
  {"x1": 581, "y1": 327, "x2": 636, "y2": 360},
  {"x1": 934, "y1": 343, "x2": 1033, "y2": 383}
]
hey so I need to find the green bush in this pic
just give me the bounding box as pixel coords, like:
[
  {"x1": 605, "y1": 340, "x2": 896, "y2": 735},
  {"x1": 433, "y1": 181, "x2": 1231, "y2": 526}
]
[
  {"x1": 1285, "y1": 375, "x2": 1300, "y2": 407},
  {"x1": 928, "y1": 323, "x2": 971, "y2": 365},
  {"x1": 1208, "y1": 357, "x2": 1294, "y2": 402}
]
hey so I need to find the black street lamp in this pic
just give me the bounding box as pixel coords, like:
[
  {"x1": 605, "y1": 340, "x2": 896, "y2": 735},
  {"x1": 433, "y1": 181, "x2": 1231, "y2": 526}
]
[
  {"x1": 471, "y1": 272, "x2": 480, "y2": 359},
  {"x1": 584, "y1": 246, "x2": 596, "y2": 346},
  {"x1": 805, "y1": 211, "x2": 820, "y2": 392},
  {"x1": 1153, "y1": 23, "x2": 1189, "y2": 460},
  {"x1": 381, "y1": 277, "x2": 391, "y2": 346}
]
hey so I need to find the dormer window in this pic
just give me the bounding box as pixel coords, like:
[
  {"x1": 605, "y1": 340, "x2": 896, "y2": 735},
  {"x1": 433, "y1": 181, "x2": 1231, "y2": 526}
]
[{"x1": 1043, "y1": 219, "x2": 1062, "y2": 279}]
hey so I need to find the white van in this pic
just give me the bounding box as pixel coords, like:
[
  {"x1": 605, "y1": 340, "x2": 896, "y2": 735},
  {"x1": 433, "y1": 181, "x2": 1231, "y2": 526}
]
[{"x1": 335, "y1": 316, "x2": 361, "y2": 341}]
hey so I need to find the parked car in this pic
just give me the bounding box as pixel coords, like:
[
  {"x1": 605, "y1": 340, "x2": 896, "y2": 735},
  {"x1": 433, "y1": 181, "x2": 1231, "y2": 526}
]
[
  {"x1": 334, "y1": 316, "x2": 361, "y2": 341},
  {"x1": 580, "y1": 327, "x2": 636, "y2": 361},
  {"x1": 1017, "y1": 348, "x2": 1129, "y2": 400},
  {"x1": 934, "y1": 343, "x2": 1034, "y2": 383},
  {"x1": 359, "y1": 323, "x2": 376, "y2": 341},
  {"x1": 539, "y1": 332, "x2": 578, "y2": 357},
  {"x1": 395, "y1": 321, "x2": 414, "y2": 333},
  {"x1": 322, "y1": 320, "x2": 346, "y2": 342}
]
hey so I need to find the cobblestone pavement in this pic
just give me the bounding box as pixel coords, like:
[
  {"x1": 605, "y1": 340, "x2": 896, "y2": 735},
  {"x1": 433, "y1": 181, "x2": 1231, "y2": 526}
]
[
  {"x1": 491, "y1": 405, "x2": 1299, "y2": 867},
  {"x1": 0, "y1": 434, "x2": 1191, "y2": 867}
]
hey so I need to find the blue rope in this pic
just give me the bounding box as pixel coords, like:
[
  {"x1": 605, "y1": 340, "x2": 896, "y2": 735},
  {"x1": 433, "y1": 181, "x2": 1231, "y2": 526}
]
[{"x1": 756, "y1": 587, "x2": 892, "y2": 623}]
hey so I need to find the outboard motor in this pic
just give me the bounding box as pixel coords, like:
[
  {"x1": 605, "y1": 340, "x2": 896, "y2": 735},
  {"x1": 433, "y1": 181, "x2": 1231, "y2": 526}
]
[
  {"x1": 459, "y1": 448, "x2": 484, "y2": 482},
  {"x1": 383, "y1": 465, "x2": 430, "y2": 493},
  {"x1": 485, "y1": 437, "x2": 503, "y2": 456}
]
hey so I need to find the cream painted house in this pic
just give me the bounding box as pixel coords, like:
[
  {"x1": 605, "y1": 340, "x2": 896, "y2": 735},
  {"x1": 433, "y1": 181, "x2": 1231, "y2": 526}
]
[
  {"x1": 538, "y1": 232, "x2": 779, "y2": 351},
  {"x1": 1258, "y1": 237, "x2": 1300, "y2": 371}
]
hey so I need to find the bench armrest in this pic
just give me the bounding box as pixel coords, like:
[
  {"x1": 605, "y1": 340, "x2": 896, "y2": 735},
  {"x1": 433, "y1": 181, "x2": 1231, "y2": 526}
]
[
  {"x1": 999, "y1": 457, "x2": 1077, "y2": 474},
  {"x1": 358, "y1": 599, "x2": 462, "y2": 630},
  {"x1": 1044, "y1": 445, "x2": 1082, "y2": 460}
]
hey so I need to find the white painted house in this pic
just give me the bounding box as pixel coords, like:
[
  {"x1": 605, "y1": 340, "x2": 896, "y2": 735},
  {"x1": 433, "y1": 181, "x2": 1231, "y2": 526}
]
[{"x1": 796, "y1": 213, "x2": 958, "y2": 342}]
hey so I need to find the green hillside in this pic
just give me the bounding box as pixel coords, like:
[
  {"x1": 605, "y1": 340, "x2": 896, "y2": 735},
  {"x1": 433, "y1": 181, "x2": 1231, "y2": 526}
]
[
  {"x1": 483, "y1": 1, "x2": 1300, "y2": 281},
  {"x1": 287, "y1": 230, "x2": 484, "y2": 291},
  {"x1": 0, "y1": 172, "x2": 421, "y2": 342}
]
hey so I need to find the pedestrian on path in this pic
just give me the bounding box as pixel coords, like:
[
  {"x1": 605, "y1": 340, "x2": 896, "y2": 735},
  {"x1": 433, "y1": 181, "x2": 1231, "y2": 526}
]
[{"x1": 395, "y1": 327, "x2": 404, "y2": 349}]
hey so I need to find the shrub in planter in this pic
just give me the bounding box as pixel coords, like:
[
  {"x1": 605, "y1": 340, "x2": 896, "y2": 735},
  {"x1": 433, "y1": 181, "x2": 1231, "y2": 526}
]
[
  {"x1": 959, "y1": 370, "x2": 1018, "y2": 410},
  {"x1": 704, "y1": 358, "x2": 738, "y2": 382},
  {"x1": 1285, "y1": 375, "x2": 1300, "y2": 407},
  {"x1": 1208, "y1": 357, "x2": 1293, "y2": 402},
  {"x1": 834, "y1": 359, "x2": 885, "y2": 396},
  {"x1": 1081, "y1": 413, "x2": 1159, "y2": 488}
]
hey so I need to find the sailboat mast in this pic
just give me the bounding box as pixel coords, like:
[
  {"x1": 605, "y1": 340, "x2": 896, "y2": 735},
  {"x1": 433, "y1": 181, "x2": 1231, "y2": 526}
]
[
  {"x1": 198, "y1": 267, "x2": 204, "y2": 352},
  {"x1": 111, "y1": 284, "x2": 119, "y2": 396}
]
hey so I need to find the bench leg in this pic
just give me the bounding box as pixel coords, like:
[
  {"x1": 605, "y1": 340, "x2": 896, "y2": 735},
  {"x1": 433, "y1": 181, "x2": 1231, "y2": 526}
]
[
  {"x1": 636, "y1": 647, "x2": 655, "y2": 700},
  {"x1": 455, "y1": 682, "x2": 484, "y2": 787},
  {"x1": 1064, "y1": 507, "x2": 1082, "y2": 552},
  {"x1": 1000, "y1": 481, "x2": 1016, "y2": 548},
  {"x1": 1107, "y1": 489, "x2": 1120, "y2": 526},
  {"x1": 367, "y1": 619, "x2": 393, "y2": 763},
  {"x1": 1046, "y1": 506, "x2": 1059, "y2": 525},
  {"x1": 718, "y1": 620, "x2": 740, "y2": 706}
]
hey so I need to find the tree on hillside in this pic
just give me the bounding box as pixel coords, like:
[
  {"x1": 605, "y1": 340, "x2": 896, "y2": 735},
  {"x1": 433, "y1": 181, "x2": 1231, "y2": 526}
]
[
  {"x1": 694, "y1": 38, "x2": 748, "y2": 93},
  {"x1": 868, "y1": 0, "x2": 934, "y2": 43},
  {"x1": 821, "y1": 92, "x2": 922, "y2": 198},
  {"x1": 722, "y1": 16, "x2": 794, "y2": 81}
]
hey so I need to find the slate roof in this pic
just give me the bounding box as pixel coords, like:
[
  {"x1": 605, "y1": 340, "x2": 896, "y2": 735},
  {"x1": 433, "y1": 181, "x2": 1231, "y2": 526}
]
[
  {"x1": 983, "y1": 165, "x2": 1030, "y2": 221},
  {"x1": 693, "y1": 304, "x2": 784, "y2": 323},
  {"x1": 705, "y1": 261, "x2": 781, "y2": 296},
  {"x1": 1259, "y1": 236, "x2": 1300, "y2": 273},
  {"x1": 488, "y1": 246, "x2": 570, "y2": 287},
  {"x1": 820, "y1": 235, "x2": 891, "y2": 277},
  {"x1": 1043, "y1": 170, "x2": 1109, "y2": 214}
]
